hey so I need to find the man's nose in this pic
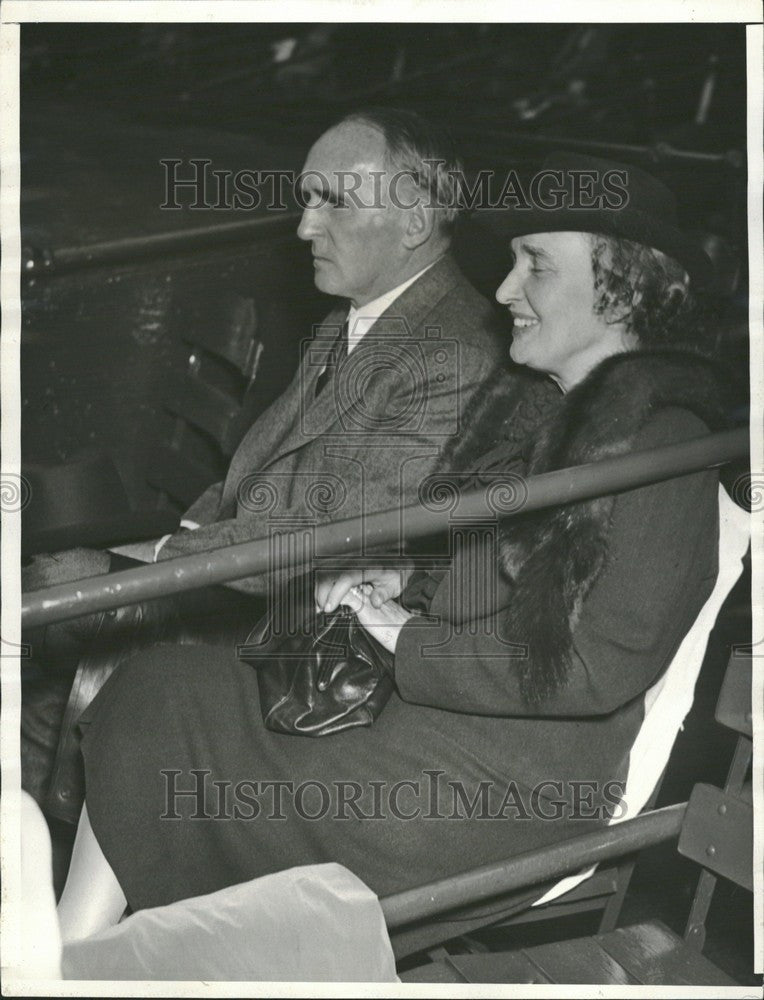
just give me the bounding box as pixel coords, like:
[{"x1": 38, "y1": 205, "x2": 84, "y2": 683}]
[
  {"x1": 297, "y1": 206, "x2": 321, "y2": 242},
  {"x1": 495, "y1": 267, "x2": 522, "y2": 306}
]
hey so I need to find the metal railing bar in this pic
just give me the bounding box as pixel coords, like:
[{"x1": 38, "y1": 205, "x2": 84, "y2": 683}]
[
  {"x1": 23, "y1": 212, "x2": 303, "y2": 275},
  {"x1": 379, "y1": 802, "x2": 687, "y2": 929},
  {"x1": 459, "y1": 130, "x2": 744, "y2": 170},
  {"x1": 21, "y1": 426, "x2": 748, "y2": 629}
]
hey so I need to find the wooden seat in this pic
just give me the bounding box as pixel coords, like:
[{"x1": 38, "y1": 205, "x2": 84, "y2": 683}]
[
  {"x1": 27, "y1": 290, "x2": 265, "y2": 549},
  {"x1": 146, "y1": 289, "x2": 263, "y2": 509},
  {"x1": 402, "y1": 921, "x2": 737, "y2": 985},
  {"x1": 398, "y1": 651, "x2": 754, "y2": 985}
]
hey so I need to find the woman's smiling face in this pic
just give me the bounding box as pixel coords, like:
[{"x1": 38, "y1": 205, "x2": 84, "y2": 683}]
[{"x1": 495, "y1": 231, "x2": 628, "y2": 391}]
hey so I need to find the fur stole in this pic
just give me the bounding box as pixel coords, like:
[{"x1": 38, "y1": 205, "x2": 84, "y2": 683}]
[
  {"x1": 438, "y1": 367, "x2": 562, "y2": 475},
  {"x1": 446, "y1": 349, "x2": 730, "y2": 704}
]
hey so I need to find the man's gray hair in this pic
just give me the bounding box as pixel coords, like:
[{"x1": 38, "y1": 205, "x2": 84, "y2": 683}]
[{"x1": 339, "y1": 107, "x2": 463, "y2": 235}]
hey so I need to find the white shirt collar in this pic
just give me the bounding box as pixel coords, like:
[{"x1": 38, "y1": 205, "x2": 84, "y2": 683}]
[{"x1": 345, "y1": 260, "x2": 438, "y2": 354}]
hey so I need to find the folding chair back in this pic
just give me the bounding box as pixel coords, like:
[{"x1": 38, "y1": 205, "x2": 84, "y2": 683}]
[
  {"x1": 147, "y1": 290, "x2": 263, "y2": 509},
  {"x1": 531, "y1": 485, "x2": 749, "y2": 909}
]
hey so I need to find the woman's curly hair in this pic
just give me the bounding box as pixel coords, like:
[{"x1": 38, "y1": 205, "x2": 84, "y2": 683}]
[{"x1": 589, "y1": 234, "x2": 709, "y2": 348}]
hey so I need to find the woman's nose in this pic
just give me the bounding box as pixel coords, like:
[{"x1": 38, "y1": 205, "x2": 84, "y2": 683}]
[{"x1": 495, "y1": 268, "x2": 522, "y2": 305}]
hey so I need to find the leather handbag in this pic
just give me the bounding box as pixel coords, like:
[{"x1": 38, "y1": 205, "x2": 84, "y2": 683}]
[{"x1": 238, "y1": 581, "x2": 396, "y2": 737}]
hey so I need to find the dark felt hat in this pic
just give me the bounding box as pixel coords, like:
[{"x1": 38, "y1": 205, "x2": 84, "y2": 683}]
[
  {"x1": 481, "y1": 151, "x2": 713, "y2": 289},
  {"x1": 22, "y1": 450, "x2": 177, "y2": 557}
]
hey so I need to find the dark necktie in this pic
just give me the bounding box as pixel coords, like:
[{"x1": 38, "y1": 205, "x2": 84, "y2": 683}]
[{"x1": 314, "y1": 319, "x2": 348, "y2": 398}]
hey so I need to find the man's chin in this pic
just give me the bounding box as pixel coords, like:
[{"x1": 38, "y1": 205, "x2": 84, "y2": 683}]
[{"x1": 313, "y1": 271, "x2": 342, "y2": 297}]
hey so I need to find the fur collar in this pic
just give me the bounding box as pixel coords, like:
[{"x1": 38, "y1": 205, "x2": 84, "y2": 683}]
[
  {"x1": 438, "y1": 366, "x2": 562, "y2": 474},
  {"x1": 452, "y1": 349, "x2": 730, "y2": 704}
]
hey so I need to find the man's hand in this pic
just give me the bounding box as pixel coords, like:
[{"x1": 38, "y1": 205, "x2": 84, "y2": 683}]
[
  {"x1": 315, "y1": 566, "x2": 413, "y2": 613},
  {"x1": 22, "y1": 547, "x2": 112, "y2": 664}
]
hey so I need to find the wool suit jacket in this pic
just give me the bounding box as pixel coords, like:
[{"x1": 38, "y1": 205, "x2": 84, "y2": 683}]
[{"x1": 158, "y1": 254, "x2": 503, "y2": 593}]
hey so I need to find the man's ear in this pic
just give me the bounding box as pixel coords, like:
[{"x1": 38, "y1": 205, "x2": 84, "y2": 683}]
[{"x1": 401, "y1": 199, "x2": 436, "y2": 250}]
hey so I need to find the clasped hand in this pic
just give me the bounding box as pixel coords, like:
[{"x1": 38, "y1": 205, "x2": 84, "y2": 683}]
[{"x1": 314, "y1": 568, "x2": 414, "y2": 654}]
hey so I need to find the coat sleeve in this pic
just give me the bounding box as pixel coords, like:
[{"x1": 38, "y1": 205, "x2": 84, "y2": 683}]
[
  {"x1": 155, "y1": 340, "x2": 498, "y2": 594},
  {"x1": 181, "y1": 480, "x2": 224, "y2": 525},
  {"x1": 394, "y1": 407, "x2": 721, "y2": 717}
]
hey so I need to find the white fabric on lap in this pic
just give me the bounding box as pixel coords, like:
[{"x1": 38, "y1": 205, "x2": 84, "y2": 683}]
[{"x1": 62, "y1": 862, "x2": 398, "y2": 982}]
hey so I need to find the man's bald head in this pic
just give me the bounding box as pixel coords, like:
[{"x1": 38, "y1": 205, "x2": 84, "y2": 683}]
[
  {"x1": 296, "y1": 109, "x2": 461, "y2": 307},
  {"x1": 339, "y1": 108, "x2": 463, "y2": 236}
]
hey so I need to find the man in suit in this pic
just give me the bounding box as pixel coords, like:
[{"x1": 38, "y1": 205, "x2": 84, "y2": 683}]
[
  {"x1": 21, "y1": 108, "x2": 505, "y2": 818},
  {"x1": 25, "y1": 108, "x2": 502, "y2": 600},
  {"x1": 150, "y1": 108, "x2": 503, "y2": 593}
]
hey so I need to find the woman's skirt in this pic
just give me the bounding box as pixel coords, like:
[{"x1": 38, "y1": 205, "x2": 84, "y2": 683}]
[{"x1": 79, "y1": 642, "x2": 607, "y2": 914}]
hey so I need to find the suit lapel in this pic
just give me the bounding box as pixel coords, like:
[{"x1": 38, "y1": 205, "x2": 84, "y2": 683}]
[
  {"x1": 218, "y1": 308, "x2": 345, "y2": 511},
  {"x1": 220, "y1": 256, "x2": 459, "y2": 511},
  {"x1": 247, "y1": 309, "x2": 348, "y2": 469},
  {"x1": 298, "y1": 309, "x2": 348, "y2": 407},
  {"x1": 369, "y1": 253, "x2": 458, "y2": 339}
]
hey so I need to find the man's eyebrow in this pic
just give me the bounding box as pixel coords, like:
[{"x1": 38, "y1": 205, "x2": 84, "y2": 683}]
[{"x1": 301, "y1": 174, "x2": 342, "y2": 205}]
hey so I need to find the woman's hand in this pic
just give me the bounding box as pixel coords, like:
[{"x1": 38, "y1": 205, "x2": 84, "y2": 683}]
[
  {"x1": 315, "y1": 566, "x2": 413, "y2": 613},
  {"x1": 340, "y1": 586, "x2": 414, "y2": 655}
]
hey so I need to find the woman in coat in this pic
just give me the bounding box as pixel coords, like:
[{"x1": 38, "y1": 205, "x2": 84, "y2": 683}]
[{"x1": 57, "y1": 153, "x2": 730, "y2": 943}]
